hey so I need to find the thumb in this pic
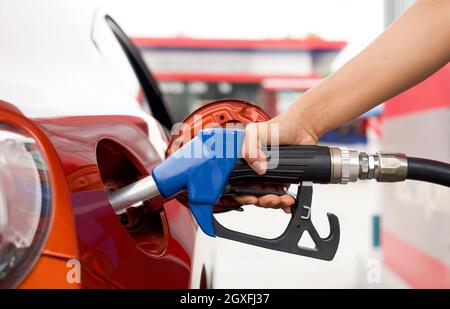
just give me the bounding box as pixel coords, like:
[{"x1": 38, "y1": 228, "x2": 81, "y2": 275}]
[{"x1": 242, "y1": 122, "x2": 268, "y2": 175}]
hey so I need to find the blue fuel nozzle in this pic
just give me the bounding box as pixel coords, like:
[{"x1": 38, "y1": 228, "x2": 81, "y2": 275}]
[{"x1": 151, "y1": 128, "x2": 245, "y2": 236}]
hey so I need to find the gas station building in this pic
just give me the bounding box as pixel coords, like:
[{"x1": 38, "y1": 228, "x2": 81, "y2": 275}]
[{"x1": 133, "y1": 37, "x2": 345, "y2": 120}]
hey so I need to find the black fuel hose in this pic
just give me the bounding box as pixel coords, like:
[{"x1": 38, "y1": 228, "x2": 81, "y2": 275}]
[{"x1": 406, "y1": 157, "x2": 450, "y2": 187}]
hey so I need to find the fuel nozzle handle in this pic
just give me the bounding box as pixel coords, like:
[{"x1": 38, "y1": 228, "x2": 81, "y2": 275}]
[
  {"x1": 228, "y1": 145, "x2": 410, "y2": 185},
  {"x1": 229, "y1": 145, "x2": 332, "y2": 184}
]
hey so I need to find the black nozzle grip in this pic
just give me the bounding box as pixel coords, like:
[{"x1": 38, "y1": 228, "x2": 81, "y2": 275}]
[{"x1": 229, "y1": 145, "x2": 331, "y2": 184}]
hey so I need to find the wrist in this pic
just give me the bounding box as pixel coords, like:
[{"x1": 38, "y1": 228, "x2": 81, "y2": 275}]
[
  {"x1": 287, "y1": 88, "x2": 334, "y2": 140},
  {"x1": 277, "y1": 112, "x2": 319, "y2": 145}
]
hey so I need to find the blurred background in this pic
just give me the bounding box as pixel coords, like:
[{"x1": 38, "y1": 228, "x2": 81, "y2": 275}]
[{"x1": 106, "y1": 0, "x2": 449, "y2": 288}]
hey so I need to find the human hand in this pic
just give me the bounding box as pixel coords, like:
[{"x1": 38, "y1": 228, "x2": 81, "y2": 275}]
[{"x1": 233, "y1": 113, "x2": 319, "y2": 212}]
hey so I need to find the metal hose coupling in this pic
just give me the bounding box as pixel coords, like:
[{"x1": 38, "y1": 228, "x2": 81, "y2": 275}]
[{"x1": 329, "y1": 147, "x2": 408, "y2": 184}]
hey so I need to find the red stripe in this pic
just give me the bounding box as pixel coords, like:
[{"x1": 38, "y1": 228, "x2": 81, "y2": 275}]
[
  {"x1": 382, "y1": 229, "x2": 450, "y2": 288},
  {"x1": 153, "y1": 72, "x2": 318, "y2": 83},
  {"x1": 383, "y1": 64, "x2": 450, "y2": 118},
  {"x1": 262, "y1": 77, "x2": 322, "y2": 90},
  {"x1": 132, "y1": 37, "x2": 346, "y2": 51},
  {"x1": 366, "y1": 117, "x2": 383, "y2": 137}
]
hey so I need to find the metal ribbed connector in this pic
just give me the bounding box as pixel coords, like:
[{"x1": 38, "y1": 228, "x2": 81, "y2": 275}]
[
  {"x1": 330, "y1": 147, "x2": 408, "y2": 184},
  {"x1": 329, "y1": 147, "x2": 360, "y2": 184}
]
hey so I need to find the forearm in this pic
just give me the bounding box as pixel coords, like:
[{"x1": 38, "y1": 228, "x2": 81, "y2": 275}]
[{"x1": 287, "y1": 0, "x2": 450, "y2": 138}]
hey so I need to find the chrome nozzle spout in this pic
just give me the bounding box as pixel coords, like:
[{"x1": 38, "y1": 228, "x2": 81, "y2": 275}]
[{"x1": 108, "y1": 175, "x2": 161, "y2": 213}]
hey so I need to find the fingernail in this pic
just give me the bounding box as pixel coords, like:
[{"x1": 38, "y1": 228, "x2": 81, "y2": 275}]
[
  {"x1": 282, "y1": 207, "x2": 292, "y2": 214},
  {"x1": 244, "y1": 197, "x2": 258, "y2": 205},
  {"x1": 258, "y1": 160, "x2": 267, "y2": 173},
  {"x1": 251, "y1": 161, "x2": 265, "y2": 175}
]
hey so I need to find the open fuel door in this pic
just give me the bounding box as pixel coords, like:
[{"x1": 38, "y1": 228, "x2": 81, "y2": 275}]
[{"x1": 166, "y1": 99, "x2": 270, "y2": 156}]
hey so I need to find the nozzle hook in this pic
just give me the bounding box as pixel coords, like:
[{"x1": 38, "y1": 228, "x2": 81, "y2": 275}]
[{"x1": 213, "y1": 183, "x2": 340, "y2": 261}]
